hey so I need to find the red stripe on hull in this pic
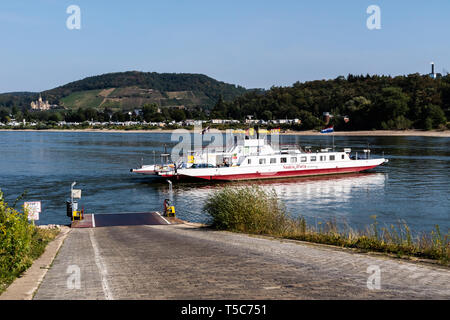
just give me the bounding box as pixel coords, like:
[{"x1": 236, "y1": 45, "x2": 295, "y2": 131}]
[{"x1": 181, "y1": 165, "x2": 379, "y2": 181}]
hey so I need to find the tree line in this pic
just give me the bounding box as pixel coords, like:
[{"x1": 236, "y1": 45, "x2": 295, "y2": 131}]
[
  {"x1": 211, "y1": 73, "x2": 449, "y2": 130},
  {"x1": 0, "y1": 104, "x2": 206, "y2": 124},
  {"x1": 1, "y1": 73, "x2": 449, "y2": 130}
]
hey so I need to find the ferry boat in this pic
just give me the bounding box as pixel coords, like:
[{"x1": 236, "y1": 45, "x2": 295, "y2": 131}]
[{"x1": 131, "y1": 136, "x2": 388, "y2": 181}]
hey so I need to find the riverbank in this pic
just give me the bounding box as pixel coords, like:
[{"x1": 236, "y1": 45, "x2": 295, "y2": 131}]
[
  {"x1": 1, "y1": 128, "x2": 449, "y2": 137},
  {"x1": 204, "y1": 186, "x2": 450, "y2": 265}
]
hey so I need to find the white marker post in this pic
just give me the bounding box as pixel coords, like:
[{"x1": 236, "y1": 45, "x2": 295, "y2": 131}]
[
  {"x1": 70, "y1": 182, "x2": 82, "y2": 219},
  {"x1": 24, "y1": 201, "x2": 41, "y2": 225},
  {"x1": 71, "y1": 182, "x2": 76, "y2": 204}
]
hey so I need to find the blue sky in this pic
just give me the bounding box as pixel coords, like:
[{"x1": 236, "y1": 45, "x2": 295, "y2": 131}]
[{"x1": 0, "y1": 0, "x2": 449, "y2": 92}]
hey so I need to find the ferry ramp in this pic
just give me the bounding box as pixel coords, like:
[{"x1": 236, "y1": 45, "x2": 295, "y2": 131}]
[{"x1": 71, "y1": 212, "x2": 171, "y2": 228}]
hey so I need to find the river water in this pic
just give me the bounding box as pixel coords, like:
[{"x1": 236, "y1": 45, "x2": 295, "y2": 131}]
[{"x1": 0, "y1": 131, "x2": 448, "y2": 234}]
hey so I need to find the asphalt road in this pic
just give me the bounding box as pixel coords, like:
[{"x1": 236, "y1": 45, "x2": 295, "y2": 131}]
[{"x1": 34, "y1": 224, "x2": 450, "y2": 300}]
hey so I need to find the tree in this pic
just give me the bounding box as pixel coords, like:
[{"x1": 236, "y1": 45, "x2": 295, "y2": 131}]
[
  {"x1": 211, "y1": 95, "x2": 226, "y2": 119},
  {"x1": 298, "y1": 110, "x2": 322, "y2": 130},
  {"x1": 161, "y1": 108, "x2": 171, "y2": 121},
  {"x1": 261, "y1": 110, "x2": 273, "y2": 121},
  {"x1": 150, "y1": 113, "x2": 165, "y2": 122},
  {"x1": 84, "y1": 108, "x2": 98, "y2": 121},
  {"x1": 421, "y1": 104, "x2": 446, "y2": 129},
  {"x1": 101, "y1": 108, "x2": 113, "y2": 122},
  {"x1": 0, "y1": 107, "x2": 10, "y2": 123},
  {"x1": 169, "y1": 109, "x2": 186, "y2": 122},
  {"x1": 48, "y1": 111, "x2": 63, "y2": 122},
  {"x1": 142, "y1": 103, "x2": 158, "y2": 122},
  {"x1": 11, "y1": 106, "x2": 19, "y2": 116},
  {"x1": 15, "y1": 111, "x2": 24, "y2": 122},
  {"x1": 76, "y1": 108, "x2": 86, "y2": 122},
  {"x1": 379, "y1": 87, "x2": 410, "y2": 118},
  {"x1": 343, "y1": 96, "x2": 371, "y2": 130}
]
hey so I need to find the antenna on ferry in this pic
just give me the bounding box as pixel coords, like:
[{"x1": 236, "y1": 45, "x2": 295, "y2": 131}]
[{"x1": 256, "y1": 125, "x2": 260, "y2": 155}]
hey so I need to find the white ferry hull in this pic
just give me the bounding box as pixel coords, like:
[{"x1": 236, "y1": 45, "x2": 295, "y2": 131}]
[{"x1": 161, "y1": 159, "x2": 387, "y2": 181}]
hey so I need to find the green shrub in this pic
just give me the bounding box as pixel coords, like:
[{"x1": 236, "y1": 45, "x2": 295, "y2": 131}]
[
  {"x1": 203, "y1": 185, "x2": 289, "y2": 235},
  {"x1": 0, "y1": 190, "x2": 34, "y2": 277},
  {"x1": 0, "y1": 190, "x2": 60, "y2": 294}
]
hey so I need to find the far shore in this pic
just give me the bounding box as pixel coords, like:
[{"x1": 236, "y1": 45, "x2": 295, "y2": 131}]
[{"x1": 0, "y1": 128, "x2": 449, "y2": 137}]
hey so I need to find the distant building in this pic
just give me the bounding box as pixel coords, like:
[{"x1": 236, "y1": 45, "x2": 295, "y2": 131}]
[
  {"x1": 429, "y1": 62, "x2": 437, "y2": 79},
  {"x1": 245, "y1": 115, "x2": 259, "y2": 124},
  {"x1": 428, "y1": 62, "x2": 443, "y2": 79},
  {"x1": 211, "y1": 119, "x2": 240, "y2": 124},
  {"x1": 166, "y1": 105, "x2": 185, "y2": 110},
  {"x1": 272, "y1": 119, "x2": 301, "y2": 125},
  {"x1": 30, "y1": 94, "x2": 57, "y2": 110}
]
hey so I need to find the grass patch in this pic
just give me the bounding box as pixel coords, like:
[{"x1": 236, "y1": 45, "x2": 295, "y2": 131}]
[
  {"x1": 204, "y1": 186, "x2": 449, "y2": 265},
  {"x1": 60, "y1": 89, "x2": 104, "y2": 109},
  {"x1": 0, "y1": 191, "x2": 59, "y2": 295}
]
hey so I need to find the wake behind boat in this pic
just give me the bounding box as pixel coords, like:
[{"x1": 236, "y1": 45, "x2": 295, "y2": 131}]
[{"x1": 131, "y1": 135, "x2": 388, "y2": 181}]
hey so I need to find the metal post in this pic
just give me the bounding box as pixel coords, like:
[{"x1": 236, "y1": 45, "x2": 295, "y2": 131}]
[
  {"x1": 70, "y1": 182, "x2": 76, "y2": 220},
  {"x1": 332, "y1": 133, "x2": 335, "y2": 152},
  {"x1": 167, "y1": 180, "x2": 173, "y2": 203},
  {"x1": 71, "y1": 182, "x2": 76, "y2": 204}
]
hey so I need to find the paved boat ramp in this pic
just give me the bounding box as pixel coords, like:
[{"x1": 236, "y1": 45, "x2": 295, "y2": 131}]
[{"x1": 11, "y1": 211, "x2": 448, "y2": 300}]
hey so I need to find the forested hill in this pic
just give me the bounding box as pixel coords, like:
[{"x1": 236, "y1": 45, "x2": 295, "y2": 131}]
[
  {"x1": 0, "y1": 72, "x2": 248, "y2": 111},
  {"x1": 43, "y1": 71, "x2": 247, "y2": 107},
  {"x1": 212, "y1": 74, "x2": 450, "y2": 130}
]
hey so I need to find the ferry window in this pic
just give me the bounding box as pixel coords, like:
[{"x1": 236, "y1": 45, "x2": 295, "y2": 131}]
[
  {"x1": 301, "y1": 156, "x2": 307, "y2": 162},
  {"x1": 259, "y1": 158, "x2": 266, "y2": 165},
  {"x1": 310, "y1": 156, "x2": 317, "y2": 162},
  {"x1": 342, "y1": 155, "x2": 345, "y2": 160},
  {"x1": 270, "y1": 158, "x2": 277, "y2": 164},
  {"x1": 248, "y1": 159, "x2": 251, "y2": 165},
  {"x1": 330, "y1": 155, "x2": 335, "y2": 161},
  {"x1": 291, "y1": 157, "x2": 297, "y2": 163},
  {"x1": 281, "y1": 158, "x2": 287, "y2": 163},
  {"x1": 320, "y1": 156, "x2": 326, "y2": 161}
]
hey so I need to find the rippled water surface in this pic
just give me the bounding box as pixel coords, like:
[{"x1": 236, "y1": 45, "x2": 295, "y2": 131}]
[{"x1": 0, "y1": 131, "x2": 448, "y2": 234}]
